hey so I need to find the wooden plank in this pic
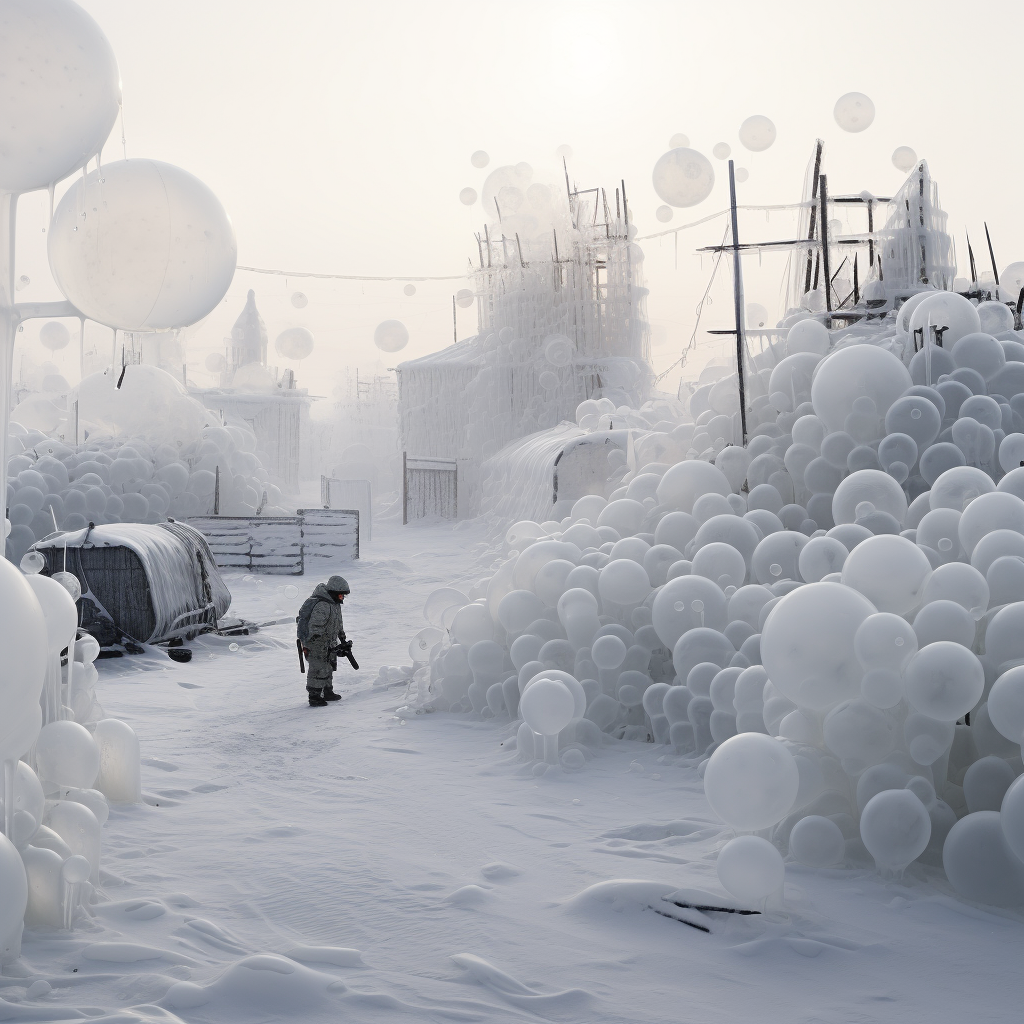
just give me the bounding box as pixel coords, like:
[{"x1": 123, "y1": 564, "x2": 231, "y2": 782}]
[
  {"x1": 297, "y1": 508, "x2": 360, "y2": 562},
  {"x1": 187, "y1": 516, "x2": 304, "y2": 575}
]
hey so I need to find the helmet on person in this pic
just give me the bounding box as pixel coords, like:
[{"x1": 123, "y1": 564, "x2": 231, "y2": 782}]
[{"x1": 327, "y1": 575, "x2": 350, "y2": 596}]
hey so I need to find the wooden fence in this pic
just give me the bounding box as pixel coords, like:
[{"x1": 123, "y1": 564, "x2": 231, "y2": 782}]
[
  {"x1": 320, "y1": 476, "x2": 372, "y2": 540},
  {"x1": 403, "y1": 454, "x2": 457, "y2": 524},
  {"x1": 188, "y1": 509, "x2": 360, "y2": 575}
]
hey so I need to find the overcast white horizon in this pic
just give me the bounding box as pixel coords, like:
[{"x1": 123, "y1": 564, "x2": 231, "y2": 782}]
[{"x1": 12, "y1": 0, "x2": 1024, "y2": 398}]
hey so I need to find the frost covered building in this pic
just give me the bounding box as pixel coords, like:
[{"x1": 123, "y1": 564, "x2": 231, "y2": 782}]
[
  {"x1": 397, "y1": 173, "x2": 653, "y2": 473},
  {"x1": 190, "y1": 290, "x2": 311, "y2": 493}
]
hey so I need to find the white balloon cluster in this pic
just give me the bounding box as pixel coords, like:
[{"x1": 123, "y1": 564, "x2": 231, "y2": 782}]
[
  {"x1": 404, "y1": 289, "x2": 1024, "y2": 908},
  {"x1": 0, "y1": 556, "x2": 141, "y2": 961},
  {"x1": 5, "y1": 413, "x2": 287, "y2": 566}
]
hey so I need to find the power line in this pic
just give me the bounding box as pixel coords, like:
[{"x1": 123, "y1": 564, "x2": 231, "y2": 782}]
[{"x1": 236, "y1": 265, "x2": 466, "y2": 282}]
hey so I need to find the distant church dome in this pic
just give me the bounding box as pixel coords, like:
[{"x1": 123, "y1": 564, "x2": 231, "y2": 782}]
[{"x1": 229, "y1": 289, "x2": 268, "y2": 371}]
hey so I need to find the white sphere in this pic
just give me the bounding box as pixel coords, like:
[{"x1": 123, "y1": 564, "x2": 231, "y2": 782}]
[
  {"x1": 471, "y1": 150, "x2": 489, "y2": 168},
  {"x1": 34, "y1": 720, "x2": 100, "y2": 788},
  {"x1": 716, "y1": 835, "x2": 785, "y2": 903},
  {"x1": 275, "y1": 327, "x2": 314, "y2": 360},
  {"x1": 903, "y1": 641, "x2": 983, "y2": 721},
  {"x1": 860, "y1": 789, "x2": 930, "y2": 873},
  {"x1": 655, "y1": 205, "x2": 673, "y2": 223},
  {"x1": 49, "y1": 159, "x2": 236, "y2": 331},
  {"x1": 832, "y1": 469, "x2": 908, "y2": 526},
  {"x1": 789, "y1": 815, "x2": 845, "y2": 867},
  {"x1": 811, "y1": 344, "x2": 912, "y2": 434},
  {"x1": 761, "y1": 582, "x2": 876, "y2": 709},
  {"x1": 0, "y1": 833, "x2": 28, "y2": 962},
  {"x1": 1002, "y1": 775, "x2": 1024, "y2": 863},
  {"x1": 652, "y1": 148, "x2": 714, "y2": 208},
  {"x1": 833, "y1": 92, "x2": 875, "y2": 133},
  {"x1": 459, "y1": 187, "x2": 478, "y2": 205},
  {"x1": 291, "y1": 291, "x2": 308, "y2": 308},
  {"x1": 943, "y1": 811, "x2": 1024, "y2": 907},
  {"x1": 892, "y1": 146, "x2": 917, "y2": 172},
  {"x1": 456, "y1": 288, "x2": 474, "y2": 308},
  {"x1": 909, "y1": 293, "x2": 981, "y2": 349},
  {"x1": 738, "y1": 115, "x2": 776, "y2": 152},
  {"x1": 598, "y1": 559, "x2": 651, "y2": 605},
  {"x1": 0, "y1": 0, "x2": 120, "y2": 193},
  {"x1": 25, "y1": 573, "x2": 78, "y2": 655},
  {"x1": 373, "y1": 319, "x2": 409, "y2": 353},
  {"x1": 712, "y1": 142, "x2": 731, "y2": 160},
  {"x1": 786, "y1": 318, "x2": 830, "y2": 356},
  {"x1": 704, "y1": 733, "x2": 799, "y2": 831},
  {"x1": 519, "y1": 677, "x2": 575, "y2": 737},
  {"x1": 840, "y1": 535, "x2": 930, "y2": 615},
  {"x1": 39, "y1": 321, "x2": 71, "y2": 351},
  {"x1": 987, "y1": 665, "x2": 1024, "y2": 744},
  {"x1": 657, "y1": 460, "x2": 731, "y2": 513}
]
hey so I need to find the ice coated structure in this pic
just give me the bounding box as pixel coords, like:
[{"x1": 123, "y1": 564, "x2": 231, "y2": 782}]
[
  {"x1": 398, "y1": 156, "x2": 1024, "y2": 911},
  {"x1": 397, "y1": 169, "x2": 652, "y2": 511}
]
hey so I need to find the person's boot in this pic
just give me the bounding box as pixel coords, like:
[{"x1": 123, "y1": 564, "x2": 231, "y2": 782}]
[
  {"x1": 322, "y1": 685, "x2": 342, "y2": 702},
  {"x1": 308, "y1": 689, "x2": 328, "y2": 707}
]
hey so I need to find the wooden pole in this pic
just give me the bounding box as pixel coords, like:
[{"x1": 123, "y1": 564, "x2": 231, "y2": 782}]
[
  {"x1": 819, "y1": 173, "x2": 833, "y2": 313},
  {"x1": 966, "y1": 231, "x2": 978, "y2": 285},
  {"x1": 213, "y1": 465, "x2": 220, "y2": 516},
  {"x1": 402, "y1": 451, "x2": 408, "y2": 526},
  {"x1": 452, "y1": 295, "x2": 457, "y2": 344},
  {"x1": 802, "y1": 140, "x2": 824, "y2": 295},
  {"x1": 867, "y1": 200, "x2": 874, "y2": 269},
  {"x1": 728, "y1": 160, "x2": 748, "y2": 445}
]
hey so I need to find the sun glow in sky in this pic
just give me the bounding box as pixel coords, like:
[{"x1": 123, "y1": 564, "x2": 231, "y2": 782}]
[{"x1": 12, "y1": 0, "x2": 1024, "y2": 397}]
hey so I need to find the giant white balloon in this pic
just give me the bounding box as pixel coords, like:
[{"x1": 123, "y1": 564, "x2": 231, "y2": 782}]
[
  {"x1": 652, "y1": 148, "x2": 714, "y2": 208},
  {"x1": 374, "y1": 319, "x2": 409, "y2": 353},
  {"x1": 48, "y1": 159, "x2": 236, "y2": 331},
  {"x1": 275, "y1": 327, "x2": 314, "y2": 361},
  {"x1": 833, "y1": 92, "x2": 875, "y2": 133},
  {"x1": 0, "y1": 0, "x2": 120, "y2": 193}
]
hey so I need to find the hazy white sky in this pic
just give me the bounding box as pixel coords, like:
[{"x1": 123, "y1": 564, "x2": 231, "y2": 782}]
[{"x1": 14, "y1": 0, "x2": 1024, "y2": 396}]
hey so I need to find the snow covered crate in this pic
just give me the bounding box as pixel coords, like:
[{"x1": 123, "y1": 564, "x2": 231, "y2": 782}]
[{"x1": 295, "y1": 508, "x2": 360, "y2": 564}]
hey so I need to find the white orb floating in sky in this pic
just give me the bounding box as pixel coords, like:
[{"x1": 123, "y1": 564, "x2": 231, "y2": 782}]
[
  {"x1": 738, "y1": 115, "x2": 777, "y2": 152},
  {"x1": 669, "y1": 133, "x2": 689, "y2": 149},
  {"x1": 746, "y1": 303, "x2": 769, "y2": 328},
  {"x1": 834, "y1": 92, "x2": 875, "y2": 133},
  {"x1": 471, "y1": 150, "x2": 489, "y2": 168},
  {"x1": 205, "y1": 352, "x2": 226, "y2": 373},
  {"x1": 0, "y1": 0, "x2": 121, "y2": 193},
  {"x1": 480, "y1": 163, "x2": 532, "y2": 220},
  {"x1": 456, "y1": 288, "x2": 474, "y2": 308},
  {"x1": 39, "y1": 321, "x2": 71, "y2": 351},
  {"x1": 652, "y1": 148, "x2": 715, "y2": 208},
  {"x1": 48, "y1": 158, "x2": 237, "y2": 331},
  {"x1": 712, "y1": 142, "x2": 731, "y2": 160},
  {"x1": 275, "y1": 326, "x2": 314, "y2": 361},
  {"x1": 291, "y1": 291, "x2": 308, "y2": 308},
  {"x1": 374, "y1": 319, "x2": 409, "y2": 353},
  {"x1": 403, "y1": 283, "x2": 416, "y2": 296},
  {"x1": 656, "y1": 205, "x2": 674, "y2": 223},
  {"x1": 892, "y1": 146, "x2": 917, "y2": 173},
  {"x1": 555, "y1": 144, "x2": 573, "y2": 159},
  {"x1": 735, "y1": 167, "x2": 749, "y2": 183},
  {"x1": 459, "y1": 187, "x2": 477, "y2": 206}
]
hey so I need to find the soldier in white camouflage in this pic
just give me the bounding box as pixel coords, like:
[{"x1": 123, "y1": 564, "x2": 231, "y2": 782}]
[{"x1": 297, "y1": 575, "x2": 350, "y2": 707}]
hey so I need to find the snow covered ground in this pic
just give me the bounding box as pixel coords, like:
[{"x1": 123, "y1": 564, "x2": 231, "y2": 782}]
[{"x1": 5, "y1": 517, "x2": 1021, "y2": 1023}]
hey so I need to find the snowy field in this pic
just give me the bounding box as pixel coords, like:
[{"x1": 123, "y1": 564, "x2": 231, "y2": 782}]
[{"x1": 3, "y1": 518, "x2": 1018, "y2": 1024}]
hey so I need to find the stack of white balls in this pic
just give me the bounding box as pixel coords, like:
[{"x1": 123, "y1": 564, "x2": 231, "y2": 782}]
[
  {"x1": 405, "y1": 289, "x2": 1024, "y2": 909},
  {"x1": 6, "y1": 416, "x2": 288, "y2": 565},
  {"x1": 0, "y1": 556, "x2": 142, "y2": 962}
]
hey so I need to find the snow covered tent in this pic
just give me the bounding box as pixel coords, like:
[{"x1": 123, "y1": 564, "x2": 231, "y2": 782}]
[
  {"x1": 481, "y1": 425, "x2": 668, "y2": 523},
  {"x1": 32, "y1": 521, "x2": 232, "y2": 646}
]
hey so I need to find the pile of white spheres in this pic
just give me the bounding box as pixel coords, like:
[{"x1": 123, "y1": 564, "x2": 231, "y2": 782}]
[
  {"x1": 0, "y1": 555, "x2": 142, "y2": 961},
  {"x1": 5, "y1": 366, "x2": 289, "y2": 565},
  {"x1": 406, "y1": 287, "x2": 1024, "y2": 909}
]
